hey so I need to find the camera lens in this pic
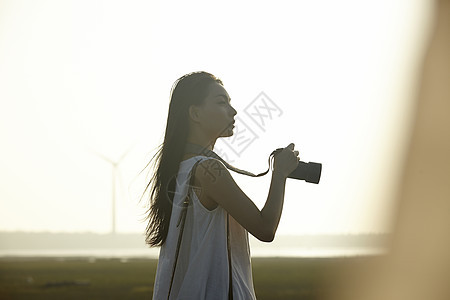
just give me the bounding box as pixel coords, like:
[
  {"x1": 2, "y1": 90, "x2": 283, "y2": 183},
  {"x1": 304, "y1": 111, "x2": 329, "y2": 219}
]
[{"x1": 288, "y1": 161, "x2": 322, "y2": 184}]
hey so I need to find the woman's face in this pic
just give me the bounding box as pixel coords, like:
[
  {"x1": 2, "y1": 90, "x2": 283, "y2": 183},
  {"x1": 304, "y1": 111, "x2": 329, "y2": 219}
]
[{"x1": 193, "y1": 82, "x2": 237, "y2": 139}]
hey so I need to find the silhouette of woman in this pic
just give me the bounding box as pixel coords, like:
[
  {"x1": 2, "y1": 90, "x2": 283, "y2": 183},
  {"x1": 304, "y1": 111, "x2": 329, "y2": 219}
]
[{"x1": 143, "y1": 71, "x2": 299, "y2": 299}]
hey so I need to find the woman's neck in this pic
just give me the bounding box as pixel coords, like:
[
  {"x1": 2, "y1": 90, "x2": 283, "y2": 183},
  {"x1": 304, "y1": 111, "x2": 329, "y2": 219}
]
[{"x1": 182, "y1": 139, "x2": 216, "y2": 161}]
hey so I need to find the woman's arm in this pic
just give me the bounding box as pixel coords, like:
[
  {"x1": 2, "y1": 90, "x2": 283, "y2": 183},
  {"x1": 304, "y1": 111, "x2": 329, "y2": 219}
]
[{"x1": 194, "y1": 143, "x2": 299, "y2": 242}]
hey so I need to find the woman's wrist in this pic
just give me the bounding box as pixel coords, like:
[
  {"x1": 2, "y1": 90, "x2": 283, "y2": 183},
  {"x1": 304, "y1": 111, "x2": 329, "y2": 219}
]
[{"x1": 272, "y1": 169, "x2": 287, "y2": 182}]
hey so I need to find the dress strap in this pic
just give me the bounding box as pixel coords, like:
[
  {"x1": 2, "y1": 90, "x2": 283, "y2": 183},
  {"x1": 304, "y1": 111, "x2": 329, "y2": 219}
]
[
  {"x1": 167, "y1": 159, "x2": 201, "y2": 299},
  {"x1": 167, "y1": 157, "x2": 234, "y2": 299},
  {"x1": 227, "y1": 213, "x2": 233, "y2": 300}
]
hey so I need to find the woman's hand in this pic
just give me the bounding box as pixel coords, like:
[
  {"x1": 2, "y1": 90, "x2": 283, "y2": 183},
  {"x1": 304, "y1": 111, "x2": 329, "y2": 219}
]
[{"x1": 273, "y1": 143, "x2": 300, "y2": 178}]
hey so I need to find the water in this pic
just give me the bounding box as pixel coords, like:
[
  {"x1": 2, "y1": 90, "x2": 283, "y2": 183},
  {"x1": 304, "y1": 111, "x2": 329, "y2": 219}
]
[
  {"x1": 0, "y1": 248, "x2": 159, "y2": 259},
  {"x1": 250, "y1": 246, "x2": 386, "y2": 257},
  {"x1": 0, "y1": 246, "x2": 386, "y2": 259}
]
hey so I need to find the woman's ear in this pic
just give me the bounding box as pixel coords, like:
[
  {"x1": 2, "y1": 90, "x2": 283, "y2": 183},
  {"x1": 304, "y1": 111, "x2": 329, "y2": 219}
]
[{"x1": 188, "y1": 105, "x2": 201, "y2": 123}]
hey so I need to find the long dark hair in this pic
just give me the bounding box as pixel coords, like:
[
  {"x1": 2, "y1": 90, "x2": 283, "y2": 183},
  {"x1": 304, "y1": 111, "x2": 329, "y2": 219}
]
[{"x1": 142, "y1": 71, "x2": 223, "y2": 247}]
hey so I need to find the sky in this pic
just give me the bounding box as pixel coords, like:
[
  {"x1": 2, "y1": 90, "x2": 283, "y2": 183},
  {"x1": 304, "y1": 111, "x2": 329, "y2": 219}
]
[{"x1": 0, "y1": 0, "x2": 434, "y2": 235}]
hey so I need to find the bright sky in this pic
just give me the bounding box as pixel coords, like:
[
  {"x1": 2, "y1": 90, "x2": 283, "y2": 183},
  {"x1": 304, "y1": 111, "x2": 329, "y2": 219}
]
[{"x1": 0, "y1": 0, "x2": 434, "y2": 235}]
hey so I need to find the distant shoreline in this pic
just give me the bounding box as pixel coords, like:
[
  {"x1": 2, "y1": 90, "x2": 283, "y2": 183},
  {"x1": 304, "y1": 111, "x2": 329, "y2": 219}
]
[{"x1": 0, "y1": 255, "x2": 385, "y2": 262}]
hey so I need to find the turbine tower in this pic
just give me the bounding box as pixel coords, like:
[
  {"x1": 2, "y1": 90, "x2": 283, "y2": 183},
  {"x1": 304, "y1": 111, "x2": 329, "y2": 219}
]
[{"x1": 90, "y1": 144, "x2": 134, "y2": 234}]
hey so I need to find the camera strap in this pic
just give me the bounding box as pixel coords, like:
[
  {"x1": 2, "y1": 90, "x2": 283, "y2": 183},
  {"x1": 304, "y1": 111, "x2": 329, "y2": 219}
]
[{"x1": 184, "y1": 142, "x2": 282, "y2": 178}]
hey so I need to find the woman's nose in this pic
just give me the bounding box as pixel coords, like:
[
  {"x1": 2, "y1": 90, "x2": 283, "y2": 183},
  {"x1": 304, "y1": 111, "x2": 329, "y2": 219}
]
[{"x1": 230, "y1": 105, "x2": 237, "y2": 116}]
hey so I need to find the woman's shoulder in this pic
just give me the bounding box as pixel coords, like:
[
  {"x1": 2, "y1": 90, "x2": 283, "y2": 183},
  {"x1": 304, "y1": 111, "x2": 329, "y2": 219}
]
[
  {"x1": 192, "y1": 158, "x2": 235, "y2": 199},
  {"x1": 180, "y1": 155, "x2": 221, "y2": 170},
  {"x1": 180, "y1": 156, "x2": 226, "y2": 179},
  {"x1": 194, "y1": 157, "x2": 227, "y2": 176}
]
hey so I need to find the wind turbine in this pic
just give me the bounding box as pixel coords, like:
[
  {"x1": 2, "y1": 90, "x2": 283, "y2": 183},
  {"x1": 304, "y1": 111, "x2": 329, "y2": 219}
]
[{"x1": 89, "y1": 144, "x2": 135, "y2": 234}]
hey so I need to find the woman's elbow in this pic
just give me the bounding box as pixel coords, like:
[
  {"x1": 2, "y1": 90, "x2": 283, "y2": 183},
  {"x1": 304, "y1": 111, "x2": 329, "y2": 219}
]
[
  {"x1": 260, "y1": 235, "x2": 275, "y2": 243},
  {"x1": 255, "y1": 229, "x2": 275, "y2": 243}
]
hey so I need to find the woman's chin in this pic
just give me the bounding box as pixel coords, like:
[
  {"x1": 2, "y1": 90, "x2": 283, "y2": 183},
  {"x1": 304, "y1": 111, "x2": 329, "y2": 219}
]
[{"x1": 218, "y1": 129, "x2": 234, "y2": 138}]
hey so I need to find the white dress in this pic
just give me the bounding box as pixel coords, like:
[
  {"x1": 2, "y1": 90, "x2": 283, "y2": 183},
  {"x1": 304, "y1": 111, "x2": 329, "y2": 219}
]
[{"x1": 152, "y1": 156, "x2": 257, "y2": 300}]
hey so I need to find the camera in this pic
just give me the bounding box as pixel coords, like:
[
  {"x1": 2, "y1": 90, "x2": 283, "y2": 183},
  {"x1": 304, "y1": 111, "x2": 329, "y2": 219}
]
[
  {"x1": 273, "y1": 148, "x2": 322, "y2": 184},
  {"x1": 288, "y1": 161, "x2": 322, "y2": 184}
]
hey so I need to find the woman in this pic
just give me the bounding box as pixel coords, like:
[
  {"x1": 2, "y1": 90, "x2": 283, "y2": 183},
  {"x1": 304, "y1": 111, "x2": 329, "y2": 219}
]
[{"x1": 143, "y1": 71, "x2": 299, "y2": 299}]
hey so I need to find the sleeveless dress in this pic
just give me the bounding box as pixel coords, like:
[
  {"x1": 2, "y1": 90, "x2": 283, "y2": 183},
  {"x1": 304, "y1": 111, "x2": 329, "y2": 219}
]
[{"x1": 152, "y1": 155, "x2": 257, "y2": 300}]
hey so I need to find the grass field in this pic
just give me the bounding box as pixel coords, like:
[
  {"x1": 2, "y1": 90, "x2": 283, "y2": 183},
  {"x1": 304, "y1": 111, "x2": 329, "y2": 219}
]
[{"x1": 0, "y1": 256, "x2": 382, "y2": 299}]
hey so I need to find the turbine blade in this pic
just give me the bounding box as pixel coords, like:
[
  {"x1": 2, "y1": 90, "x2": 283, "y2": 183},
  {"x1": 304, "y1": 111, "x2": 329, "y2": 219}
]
[
  {"x1": 87, "y1": 147, "x2": 115, "y2": 165},
  {"x1": 117, "y1": 142, "x2": 136, "y2": 164}
]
